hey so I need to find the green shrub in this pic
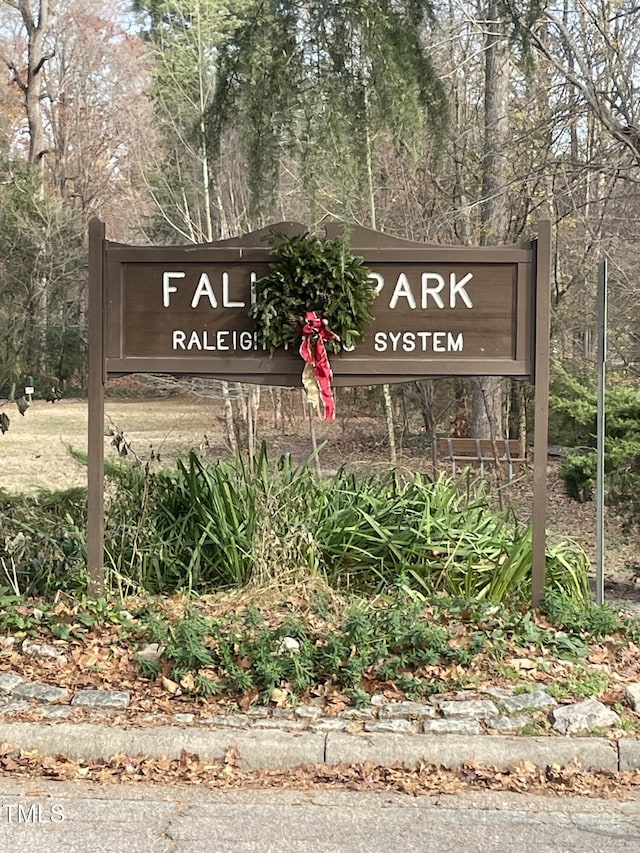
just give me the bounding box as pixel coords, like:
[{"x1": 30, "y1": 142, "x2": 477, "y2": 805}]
[
  {"x1": 140, "y1": 600, "x2": 466, "y2": 701},
  {"x1": 139, "y1": 593, "x2": 623, "y2": 702},
  {"x1": 543, "y1": 588, "x2": 623, "y2": 640},
  {"x1": 0, "y1": 456, "x2": 161, "y2": 598},
  {"x1": 1, "y1": 443, "x2": 591, "y2": 606},
  {"x1": 550, "y1": 364, "x2": 640, "y2": 528},
  {"x1": 0, "y1": 487, "x2": 88, "y2": 595}
]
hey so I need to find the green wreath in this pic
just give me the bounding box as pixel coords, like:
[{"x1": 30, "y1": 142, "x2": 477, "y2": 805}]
[{"x1": 250, "y1": 231, "x2": 376, "y2": 354}]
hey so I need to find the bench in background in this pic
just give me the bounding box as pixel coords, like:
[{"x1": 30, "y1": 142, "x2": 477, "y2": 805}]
[{"x1": 437, "y1": 437, "x2": 526, "y2": 480}]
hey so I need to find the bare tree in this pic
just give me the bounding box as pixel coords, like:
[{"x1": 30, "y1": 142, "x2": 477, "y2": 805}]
[
  {"x1": 42, "y1": 0, "x2": 157, "y2": 239},
  {"x1": 0, "y1": 0, "x2": 52, "y2": 170},
  {"x1": 469, "y1": 0, "x2": 510, "y2": 438}
]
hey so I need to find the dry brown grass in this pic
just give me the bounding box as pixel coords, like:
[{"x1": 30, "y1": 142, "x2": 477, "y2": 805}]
[{"x1": 0, "y1": 396, "x2": 217, "y2": 494}]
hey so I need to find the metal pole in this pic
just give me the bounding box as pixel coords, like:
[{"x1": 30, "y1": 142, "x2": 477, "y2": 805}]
[
  {"x1": 595, "y1": 259, "x2": 608, "y2": 605},
  {"x1": 531, "y1": 220, "x2": 552, "y2": 608},
  {"x1": 87, "y1": 218, "x2": 106, "y2": 597}
]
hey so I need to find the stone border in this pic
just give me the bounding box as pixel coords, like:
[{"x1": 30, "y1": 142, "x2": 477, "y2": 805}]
[{"x1": 0, "y1": 676, "x2": 628, "y2": 737}]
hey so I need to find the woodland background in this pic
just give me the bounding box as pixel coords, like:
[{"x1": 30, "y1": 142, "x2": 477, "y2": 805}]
[{"x1": 0, "y1": 0, "x2": 638, "y2": 450}]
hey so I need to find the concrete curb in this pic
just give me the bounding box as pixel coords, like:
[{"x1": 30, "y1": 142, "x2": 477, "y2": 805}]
[
  {"x1": 0, "y1": 721, "x2": 626, "y2": 772},
  {"x1": 0, "y1": 722, "x2": 325, "y2": 771},
  {"x1": 325, "y1": 731, "x2": 619, "y2": 771}
]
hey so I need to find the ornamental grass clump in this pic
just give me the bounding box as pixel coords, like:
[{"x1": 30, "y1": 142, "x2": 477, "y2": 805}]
[{"x1": 146, "y1": 444, "x2": 590, "y2": 606}]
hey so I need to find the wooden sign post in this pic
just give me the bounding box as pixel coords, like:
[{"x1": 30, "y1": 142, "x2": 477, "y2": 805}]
[{"x1": 87, "y1": 221, "x2": 551, "y2": 603}]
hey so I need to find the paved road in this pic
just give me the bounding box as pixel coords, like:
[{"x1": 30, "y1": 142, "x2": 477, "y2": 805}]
[{"x1": 0, "y1": 779, "x2": 639, "y2": 852}]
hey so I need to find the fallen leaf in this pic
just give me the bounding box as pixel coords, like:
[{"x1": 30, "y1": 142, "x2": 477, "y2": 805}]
[
  {"x1": 508, "y1": 658, "x2": 537, "y2": 671},
  {"x1": 161, "y1": 676, "x2": 181, "y2": 695},
  {"x1": 270, "y1": 688, "x2": 289, "y2": 706},
  {"x1": 179, "y1": 673, "x2": 196, "y2": 692},
  {"x1": 238, "y1": 689, "x2": 259, "y2": 710}
]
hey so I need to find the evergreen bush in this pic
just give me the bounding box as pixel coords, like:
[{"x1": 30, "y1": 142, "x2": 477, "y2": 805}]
[{"x1": 550, "y1": 365, "x2": 640, "y2": 529}]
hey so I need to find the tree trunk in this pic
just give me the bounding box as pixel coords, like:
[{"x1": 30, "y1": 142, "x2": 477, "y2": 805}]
[
  {"x1": 18, "y1": 1, "x2": 51, "y2": 170},
  {"x1": 472, "y1": 0, "x2": 510, "y2": 439},
  {"x1": 249, "y1": 385, "x2": 261, "y2": 456},
  {"x1": 382, "y1": 383, "x2": 397, "y2": 464},
  {"x1": 307, "y1": 402, "x2": 321, "y2": 475},
  {"x1": 221, "y1": 381, "x2": 237, "y2": 453}
]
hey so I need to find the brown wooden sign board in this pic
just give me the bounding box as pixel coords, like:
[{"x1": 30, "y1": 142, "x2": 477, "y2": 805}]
[
  {"x1": 102, "y1": 222, "x2": 536, "y2": 384},
  {"x1": 87, "y1": 219, "x2": 552, "y2": 607}
]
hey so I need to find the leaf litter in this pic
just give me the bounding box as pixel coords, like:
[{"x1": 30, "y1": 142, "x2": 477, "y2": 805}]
[
  {"x1": 2, "y1": 584, "x2": 640, "y2": 796},
  {"x1": 2, "y1": 590, "x2": 640, "y2": 728},
  {"x1": 0, "y1": 742, "x2": 637, "y2": 799}
]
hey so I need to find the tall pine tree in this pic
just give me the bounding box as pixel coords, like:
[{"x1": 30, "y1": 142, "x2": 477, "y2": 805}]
[{"x1": 136, "y1": 1, "x2": 447, "y2": 231}]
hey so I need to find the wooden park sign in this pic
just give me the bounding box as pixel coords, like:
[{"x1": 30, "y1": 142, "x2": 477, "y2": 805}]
[
  {"x1": 88, "y1": 219, "x2": 551, "y2": 604},
  {"x1": 98, "y1": 221, "x2": 536, "y2": 384}
]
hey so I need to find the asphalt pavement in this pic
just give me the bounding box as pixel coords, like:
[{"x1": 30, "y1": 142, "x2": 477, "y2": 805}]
[{"x1": 0, "y1": 780, "x2": 639, "y2": 853}]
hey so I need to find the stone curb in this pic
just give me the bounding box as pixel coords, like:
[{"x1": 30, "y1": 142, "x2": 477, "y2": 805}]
[{"x1": 0, "y1": 720, "x2": 624, "y2": 773}]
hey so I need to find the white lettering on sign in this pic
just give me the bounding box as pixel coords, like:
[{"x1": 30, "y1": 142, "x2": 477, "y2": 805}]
[
  {"x1": 389, "y1": 274, "x2": 416, "y2": 310},
  {"x1": 375, "y1": 272, "x2": 474, "y2": 310},
  {"x1": 449, "y1": 273, "x2": 473, "y2": 308},
  {"x1": 191, "y1": 273, "x2": 218, "y2": 308},
  {"x1": 421, "y1": 274, "x2": 445, "y2": 308},
  {"x1": 162, "y1": 271, "x2": 251, "y2": 309},
  {"x1": 373, "y1": 331, "x2": 464, "y2": 353},
  {"x1": 162, "y1": 270, "x2": 474, "y2": 311},
  {"x1": 367, "y1": 272, "x2": 385, "y2": 294},
  {"x1": 163, "y1": 271, "x2": 185, "y2": 307},
  {"x1": 172, "y1": 329, "x2": 266, "y2": 352},
  {"x1": 223, "y1": 272, "x2": 245, "y2": 308}
]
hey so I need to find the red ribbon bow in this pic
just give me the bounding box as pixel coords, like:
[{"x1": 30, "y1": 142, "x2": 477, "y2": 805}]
[{"x1": 299, "y1": 311, "x2": 339, "y2": 421}]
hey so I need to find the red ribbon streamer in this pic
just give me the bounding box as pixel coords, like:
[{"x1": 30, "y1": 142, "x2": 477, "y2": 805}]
[{"x1": 299, "y1": 311, "x2": 339, "y2": 421}]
